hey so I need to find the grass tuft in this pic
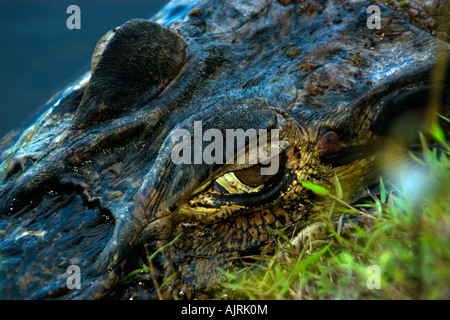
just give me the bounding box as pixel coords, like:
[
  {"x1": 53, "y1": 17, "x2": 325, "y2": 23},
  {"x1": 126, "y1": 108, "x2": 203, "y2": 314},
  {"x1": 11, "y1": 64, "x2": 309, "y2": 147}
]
[{"x1": 221, "y1": 121, "x2": 450, "y2": 300}]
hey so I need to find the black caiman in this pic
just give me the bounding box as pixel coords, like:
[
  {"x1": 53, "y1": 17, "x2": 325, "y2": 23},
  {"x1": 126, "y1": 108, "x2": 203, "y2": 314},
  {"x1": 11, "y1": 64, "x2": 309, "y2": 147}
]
[{"x1": 0, "y1": 0, "x2": 449, "y2": 299}]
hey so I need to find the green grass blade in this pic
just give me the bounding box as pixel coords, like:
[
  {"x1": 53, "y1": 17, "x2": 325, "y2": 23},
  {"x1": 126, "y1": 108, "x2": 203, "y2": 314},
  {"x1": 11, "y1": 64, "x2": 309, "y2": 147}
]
[
  {"x1": 292, "y1": 242, "x2": 332, "y2": 274},
  {"x1": 335, "y1": 176, "x2": 343, "y2": 199},
  {"x1": 149, "y1": 234, "x2": 182, "y2": 261},
  {"x1": 301, "y1": 181, "x2": 329, "y2": 196},
  {"x1": 379, "y1": 177, "x2": 386, "y2": 204},
  {"x1": 124, "y1": 268, "x2": 149, "y2": 280}
]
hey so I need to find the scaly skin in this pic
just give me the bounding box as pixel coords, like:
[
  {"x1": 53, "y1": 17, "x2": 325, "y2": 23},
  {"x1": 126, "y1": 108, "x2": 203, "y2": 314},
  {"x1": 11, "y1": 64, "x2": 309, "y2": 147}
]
[{"x1": 0, "y1": 0, "x2": 448, "y2": 299}]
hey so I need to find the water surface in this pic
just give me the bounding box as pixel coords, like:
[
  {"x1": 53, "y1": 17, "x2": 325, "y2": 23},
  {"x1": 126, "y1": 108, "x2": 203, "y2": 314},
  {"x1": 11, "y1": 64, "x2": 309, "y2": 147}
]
[{"x1": 0, "y1": 0, "x2": 168, "y2": 140}]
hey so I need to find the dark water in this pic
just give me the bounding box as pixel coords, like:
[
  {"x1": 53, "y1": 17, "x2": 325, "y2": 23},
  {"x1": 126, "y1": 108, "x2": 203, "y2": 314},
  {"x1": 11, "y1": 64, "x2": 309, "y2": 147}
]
[{"x1": 0, "y1": 0, "x2": 168, "y2": 140}]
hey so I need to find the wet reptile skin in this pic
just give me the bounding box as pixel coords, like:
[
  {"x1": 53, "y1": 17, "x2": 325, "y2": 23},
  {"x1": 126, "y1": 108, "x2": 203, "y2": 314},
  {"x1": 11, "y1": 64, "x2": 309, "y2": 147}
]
[{"x1": 0, "y1": 0, "x2": 449, "y2": 299}]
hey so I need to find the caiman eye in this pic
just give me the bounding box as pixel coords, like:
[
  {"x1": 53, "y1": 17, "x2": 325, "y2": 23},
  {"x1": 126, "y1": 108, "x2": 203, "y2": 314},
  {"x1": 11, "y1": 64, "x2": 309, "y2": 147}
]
[
  {"x1": 235, "y1": 164, "x2": 275, "y2": 187},
  {"x1": 187, "y1": 138, "x2": 292, "y2": 211},
  {"x1": 214, "y1": 164, "x2": 276, "y2": 195}
]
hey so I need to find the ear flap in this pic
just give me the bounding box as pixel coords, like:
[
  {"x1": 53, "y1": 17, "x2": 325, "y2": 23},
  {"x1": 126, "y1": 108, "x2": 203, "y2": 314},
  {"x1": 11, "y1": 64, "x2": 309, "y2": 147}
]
[{"x1": 70, "y1": 19, "x2": 187, "y2": 130}]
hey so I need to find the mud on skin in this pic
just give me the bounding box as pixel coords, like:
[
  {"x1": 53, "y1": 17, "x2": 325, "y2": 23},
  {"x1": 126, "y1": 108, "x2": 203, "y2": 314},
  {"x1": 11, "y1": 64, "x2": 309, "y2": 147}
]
[{"x1": 0, "y1": 0, "x2": 449, "y2": 299}]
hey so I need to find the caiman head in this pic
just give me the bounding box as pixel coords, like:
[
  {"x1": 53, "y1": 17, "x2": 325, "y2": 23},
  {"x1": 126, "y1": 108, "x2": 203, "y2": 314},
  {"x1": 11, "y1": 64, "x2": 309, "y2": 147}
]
[{"x1": 0, "y1": 0, "x2": 448, "y2": 299}]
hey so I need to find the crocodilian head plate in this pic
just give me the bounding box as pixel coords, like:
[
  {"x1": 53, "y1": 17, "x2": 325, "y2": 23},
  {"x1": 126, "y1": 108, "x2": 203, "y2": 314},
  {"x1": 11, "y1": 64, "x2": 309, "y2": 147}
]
[{"x1": 0, "y1": 0, "x2": 448, "y2": 299}]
